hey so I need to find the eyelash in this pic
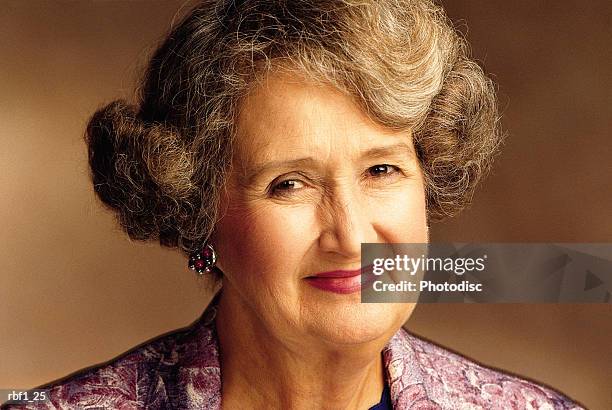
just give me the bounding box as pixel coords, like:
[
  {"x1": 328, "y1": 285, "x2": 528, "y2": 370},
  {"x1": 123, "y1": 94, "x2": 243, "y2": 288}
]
[{"x1": 269, "y1": 164, "x2": 403, "y2": 196}]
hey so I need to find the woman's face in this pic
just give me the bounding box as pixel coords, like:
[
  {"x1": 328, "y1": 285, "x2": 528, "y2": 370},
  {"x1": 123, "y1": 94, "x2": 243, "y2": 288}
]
[{"x1": 212, "y1": 71, "x2": 428, "y2": 347}]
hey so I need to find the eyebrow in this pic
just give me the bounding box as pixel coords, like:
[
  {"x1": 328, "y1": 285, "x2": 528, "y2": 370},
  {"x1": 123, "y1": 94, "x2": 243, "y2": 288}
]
[{"x1": 241, "y1": 142, "x2": 416, "y2": 184}]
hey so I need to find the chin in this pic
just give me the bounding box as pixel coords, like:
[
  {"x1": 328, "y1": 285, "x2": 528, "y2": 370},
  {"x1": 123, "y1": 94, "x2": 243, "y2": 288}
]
[{"x1": 304, "y1": 301, "x2": 412, "y2": 347}]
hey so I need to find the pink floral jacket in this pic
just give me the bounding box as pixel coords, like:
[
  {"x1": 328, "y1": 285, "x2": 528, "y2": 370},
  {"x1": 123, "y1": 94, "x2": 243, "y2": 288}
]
[{"x1": 4, "y1": 292, "x2": 582, "y2": 409}]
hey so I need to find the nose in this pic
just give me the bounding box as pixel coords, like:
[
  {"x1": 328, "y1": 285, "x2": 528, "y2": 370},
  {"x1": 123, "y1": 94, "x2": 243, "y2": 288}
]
[{"x1": 318, "y1": 185, "x2": 373, "y2": 260}]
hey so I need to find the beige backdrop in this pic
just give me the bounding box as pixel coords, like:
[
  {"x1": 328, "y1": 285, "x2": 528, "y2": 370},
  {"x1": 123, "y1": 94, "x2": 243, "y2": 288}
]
[{"x1": 1, "y1": 1, "x2": 610, "y2": 408}]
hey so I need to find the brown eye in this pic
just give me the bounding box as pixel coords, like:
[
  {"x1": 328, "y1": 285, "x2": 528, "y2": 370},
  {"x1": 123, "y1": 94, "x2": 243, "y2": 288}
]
[
  {"x1": 269, "y1": 179, "x2": 305, "y2": 196},
  {"x1": 368, "y1": 164, "x2": 399, "y2": 177},
  {"x1": 276, "y1": 180, "x2": 299, "y2": 190}
]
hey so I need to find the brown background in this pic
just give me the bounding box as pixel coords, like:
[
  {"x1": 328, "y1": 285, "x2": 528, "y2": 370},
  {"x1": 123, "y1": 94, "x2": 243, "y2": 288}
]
[{"x1": 1, "y1": 1, "x2": 610, "y2": 408}]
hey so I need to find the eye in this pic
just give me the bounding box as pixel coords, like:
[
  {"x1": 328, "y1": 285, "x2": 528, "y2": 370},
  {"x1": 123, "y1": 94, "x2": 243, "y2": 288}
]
[
  {"x1": 367, "y1": 164, "x2": 401, "y2": 177},
  {"x1": 269, "y1": 179, "x2": 305, "y2": 195}
]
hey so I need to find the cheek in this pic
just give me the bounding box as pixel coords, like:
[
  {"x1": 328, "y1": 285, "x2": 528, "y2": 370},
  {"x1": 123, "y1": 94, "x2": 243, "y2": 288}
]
[
  {"x1": 373, "y1": 182, "x2": 428, "y2": 242},
  {"x1": 214, "y1": 202, "x2": 316, "y2": 280}
]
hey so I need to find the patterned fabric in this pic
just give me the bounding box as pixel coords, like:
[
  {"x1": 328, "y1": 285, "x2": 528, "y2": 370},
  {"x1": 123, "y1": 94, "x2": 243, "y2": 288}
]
[{"x1": 3, "y1": 292, "x2": 583, "y2": 409}]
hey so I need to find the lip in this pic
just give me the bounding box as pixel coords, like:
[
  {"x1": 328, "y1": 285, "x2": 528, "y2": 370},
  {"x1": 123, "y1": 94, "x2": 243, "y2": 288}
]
[
  {"x1": 304, "y1": 265, "x2": 375, "y2": 294},
  {"x1": 309, "y1": 264, "x2": 374, "y2": 278}
]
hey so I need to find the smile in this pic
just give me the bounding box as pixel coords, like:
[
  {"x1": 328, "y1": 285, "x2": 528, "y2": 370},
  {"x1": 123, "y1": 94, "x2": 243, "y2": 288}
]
[{"x1": 305, "y1": 265, "x2": 375, "y2": 294}]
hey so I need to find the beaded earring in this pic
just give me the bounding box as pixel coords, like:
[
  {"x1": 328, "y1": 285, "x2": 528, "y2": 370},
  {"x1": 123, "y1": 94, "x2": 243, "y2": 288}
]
[{"x1": 188, "y1": 243, "x2": 217, "y2": 275}]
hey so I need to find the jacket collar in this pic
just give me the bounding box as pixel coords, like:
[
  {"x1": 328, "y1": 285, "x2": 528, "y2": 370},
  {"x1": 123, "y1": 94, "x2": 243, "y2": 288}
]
[{"x1": 178, "y1": 290, "x2": 432, "y2": 408}]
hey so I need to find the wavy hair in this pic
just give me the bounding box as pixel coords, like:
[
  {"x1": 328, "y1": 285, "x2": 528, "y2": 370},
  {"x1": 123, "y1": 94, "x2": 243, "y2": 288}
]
[{"x1": 86, "y1": 0, "x2": 502, "y2": 262}]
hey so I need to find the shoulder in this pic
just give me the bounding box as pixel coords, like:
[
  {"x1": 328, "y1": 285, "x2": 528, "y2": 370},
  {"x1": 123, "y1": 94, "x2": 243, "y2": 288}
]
[
  {"x1": 2, "y1": 312, "x2": 219, "y2": 410},
  {"x1": 387, "y1": 328, "x2": 585, "y2": 409},
  {"x1": 2, "y1": 329, "x2": 187, "y2": 410}
]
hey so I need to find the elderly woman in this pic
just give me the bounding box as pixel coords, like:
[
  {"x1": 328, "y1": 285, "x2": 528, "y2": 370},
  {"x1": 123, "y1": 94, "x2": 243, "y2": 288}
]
[{"x1": 4, "y1": 1, "x2": 581, "y2": 409}]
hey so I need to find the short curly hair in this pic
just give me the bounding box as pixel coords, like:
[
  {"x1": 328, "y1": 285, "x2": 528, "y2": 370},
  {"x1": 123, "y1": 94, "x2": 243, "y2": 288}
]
[{"x1": 86, "y1": 0, "x2": 502, "y2": 258}]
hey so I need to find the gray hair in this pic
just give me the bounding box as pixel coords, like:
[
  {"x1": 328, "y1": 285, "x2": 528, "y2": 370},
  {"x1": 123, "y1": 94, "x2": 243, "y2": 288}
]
[{"x1": 85, "y1": 0, "x2": 502, "y2": 262}]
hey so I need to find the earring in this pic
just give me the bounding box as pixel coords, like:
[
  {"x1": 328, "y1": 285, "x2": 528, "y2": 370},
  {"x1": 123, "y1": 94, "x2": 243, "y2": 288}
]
[{"x1": 188, "y1": 243, "x2": 217, "y2": 275}]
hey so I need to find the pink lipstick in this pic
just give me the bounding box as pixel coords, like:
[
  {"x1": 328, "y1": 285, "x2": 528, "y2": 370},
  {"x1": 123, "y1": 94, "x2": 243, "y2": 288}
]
[{"x1": 304, "y1": 265, "x2": 374, "y2": 294}]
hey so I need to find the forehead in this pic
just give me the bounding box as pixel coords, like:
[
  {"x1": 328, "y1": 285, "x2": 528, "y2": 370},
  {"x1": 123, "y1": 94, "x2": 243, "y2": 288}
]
[{"x1": 233, "y1": 70, "x2": 412, "y2": 164}]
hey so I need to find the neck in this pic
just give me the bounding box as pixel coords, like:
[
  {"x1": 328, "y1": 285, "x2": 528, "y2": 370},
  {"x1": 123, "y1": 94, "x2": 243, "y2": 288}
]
[{"x1": 215, "y1": 286, "x2": 387, "y2": 410}]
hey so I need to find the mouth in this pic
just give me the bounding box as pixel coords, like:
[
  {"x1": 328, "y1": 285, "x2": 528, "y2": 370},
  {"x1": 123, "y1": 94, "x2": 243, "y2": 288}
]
[
  {"x1": 308, "y1": 264, "x2": 374, "y2": 278},
  {"x1": 304, "y1": 265, "x2": 375, "y2": 294}
]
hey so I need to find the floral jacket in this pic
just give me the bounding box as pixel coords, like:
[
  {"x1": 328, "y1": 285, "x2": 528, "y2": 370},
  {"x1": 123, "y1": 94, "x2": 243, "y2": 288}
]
[{"x1": 3, "y1": 292, "x2": 582, "y2": 409}]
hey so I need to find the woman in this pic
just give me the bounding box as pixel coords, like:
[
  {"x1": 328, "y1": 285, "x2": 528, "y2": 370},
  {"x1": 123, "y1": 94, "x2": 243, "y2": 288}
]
[{"x1": 4, "y1": 0, "x2": 581, "y2": 409}]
